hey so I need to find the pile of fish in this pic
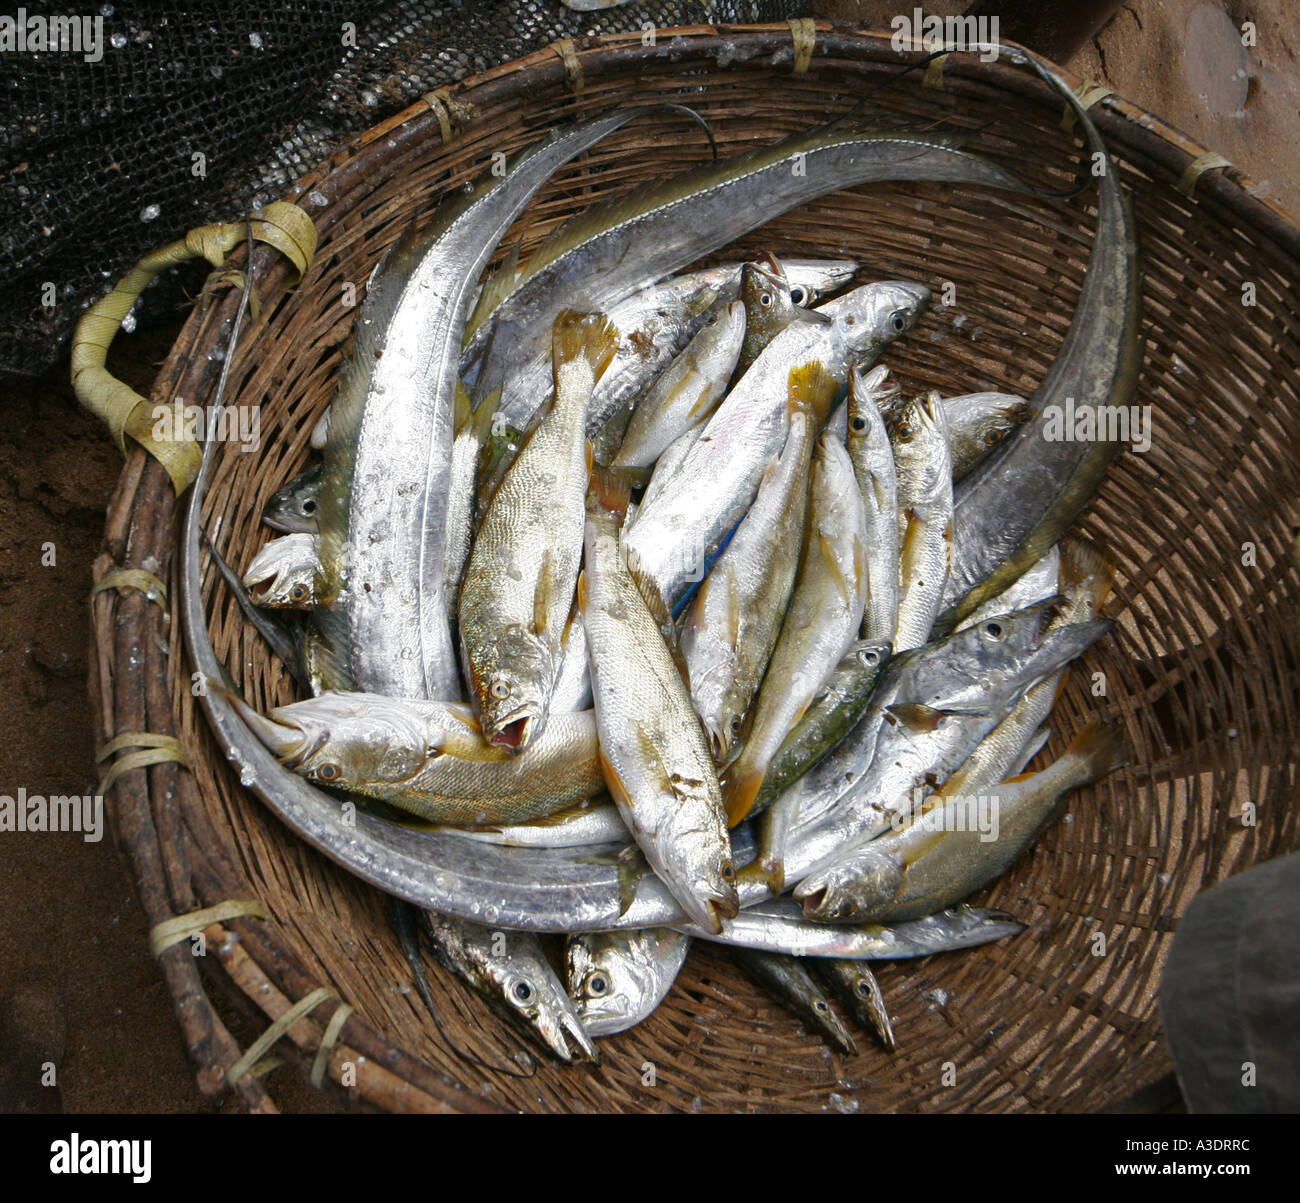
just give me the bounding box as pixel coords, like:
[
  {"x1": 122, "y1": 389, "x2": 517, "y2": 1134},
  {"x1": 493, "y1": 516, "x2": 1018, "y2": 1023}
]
[{"x1": 183, "y1": 45, "x2": 1141, "y2": 1066}]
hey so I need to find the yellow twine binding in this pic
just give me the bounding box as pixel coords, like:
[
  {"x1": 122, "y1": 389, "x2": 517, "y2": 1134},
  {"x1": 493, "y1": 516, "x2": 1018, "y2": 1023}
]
[
  {"x1": 71, "y1": 201, "x2": 318, "y2": 496},
  {"x1": 149, "y1": 899, "x2": 270, "y2": 958},
  {"x1": 923, "y1": 53, "x2": 948, "y2": 91},
  {"x1": 1061, "y1": 82, "x2": 1113, "y2": 133},
  {"x1": 788, "y1": 18, "x2": 816, "y2": 74},
  {"x1": 311, "y1": 1002, "x2": 355, "y2": 1088},
  {"x1": 92, "y1": 568, "x2": 168, "y2": 608},
  {"x1": 96, "y1": 732, "x2": 192, "y2": 797},
  {"x1": 227, "y1": 986, "x2": 337, "y2": 1086},
  {"x1": 551, "y1": 39, "x2": 584, "y2": 92},
  {"x1": 1177, "y1": 152, "x2": 1232, "y2": 200}
]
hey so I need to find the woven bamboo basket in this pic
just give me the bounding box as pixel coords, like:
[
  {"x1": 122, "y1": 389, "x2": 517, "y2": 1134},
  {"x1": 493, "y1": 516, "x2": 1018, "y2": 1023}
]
[{"x1": 88, "y1": 22, "x2": 1300, "y2": 1113}]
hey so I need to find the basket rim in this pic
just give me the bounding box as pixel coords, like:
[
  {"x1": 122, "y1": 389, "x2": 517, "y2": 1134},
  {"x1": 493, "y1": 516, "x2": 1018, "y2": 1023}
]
[{"x1": 91, "y1": 21, "x2": 1300, "y2": 1114}]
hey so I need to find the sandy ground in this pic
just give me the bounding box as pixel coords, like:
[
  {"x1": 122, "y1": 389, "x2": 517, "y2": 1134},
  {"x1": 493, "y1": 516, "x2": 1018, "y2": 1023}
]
[{"x1": 0, "y1": 0, "x2": 1294, "y2": 1114}]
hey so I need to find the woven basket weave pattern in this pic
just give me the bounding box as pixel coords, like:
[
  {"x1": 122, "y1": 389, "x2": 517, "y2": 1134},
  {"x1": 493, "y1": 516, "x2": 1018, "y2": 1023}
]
[{"x1": 89, "y1": 25, "x2": 1300, "y2": 1113}]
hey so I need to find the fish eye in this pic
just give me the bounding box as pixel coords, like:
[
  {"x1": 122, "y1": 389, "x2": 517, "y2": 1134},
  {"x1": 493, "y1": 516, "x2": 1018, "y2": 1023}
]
[
  {"x1": 850, "y1": 415, "x2": 868, "y2": 432},
  {"x1": 789, "y1": 287, "x2": 806, "y2": 305},
  {"x1": 983, "y1": 621, "x2": 1004, "y2": 640},
  {"x1": 316, "y1": 763, "x2": 341, "y2": 781},
  {"x1": 302, "y1": 499, "x2": 316, "y2": 514},
  {"x1": 290, "y1": 584, "x2": 308, "y2": 601},
  {"x1": 985, "y1": 429, "x2": 1004, "y2": 445},
  {"x1": 729, "y1": 715, "x2": 742, "y2": 734},
  {"x1": 857, "y1": 648, "x2": 880, "y2": 667},
  {"x1": 721, "y1": 862, "x2": 736, "y2": 881},
  {"x1": 890, "y1": 310, "x2": 908, "y2": 333},
  {"x1": 489, "y1": 679, "x2": 511, "y2": 699},
  {"x1": 587, "y1": 973, "x2": 609, "y2": 997},
  {"x1": 759, "y1": 291, "x2": 773, "y2": 308},
  {"x1": 856, "y1": 981, "x2": 873, "y2": 999},
  {"x1": 511, "y1": 979, "x2": 535, "y2": 1004},
  {"x1": 896, "y1": 423, "x2": 914, "y2": 442}
]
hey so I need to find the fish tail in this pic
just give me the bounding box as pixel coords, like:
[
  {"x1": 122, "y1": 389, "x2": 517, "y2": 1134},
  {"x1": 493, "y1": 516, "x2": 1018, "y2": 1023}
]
[
  {"x1": 1059, "y1": 539, "x2": 1115, "y2": 617},
  {"x1": 587, "y1": 465, "x2": 631, "y2": 524},
  {"x1": 787, "y1": 359, "x2": 838, "y2": 423},
  {"x1": 723, "y1": 768, "x2": 766, "y2": 827},
  {"x1": 554, "y1": 310, "x2": 621, "y2": 383},
  {"x1": 1064, "y1": 718, "x2": 1128, "y2": 781}
]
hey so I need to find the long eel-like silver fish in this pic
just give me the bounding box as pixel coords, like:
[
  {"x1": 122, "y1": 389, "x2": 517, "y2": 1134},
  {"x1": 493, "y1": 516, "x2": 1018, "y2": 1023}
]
[{"x1": 315, "y1": 107, "x2": 667, "y2": 700}]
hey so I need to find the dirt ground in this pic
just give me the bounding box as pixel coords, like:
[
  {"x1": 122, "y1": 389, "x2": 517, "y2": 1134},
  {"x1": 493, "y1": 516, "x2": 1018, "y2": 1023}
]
[{"x1": 0, "y1": 0, "x2": 1294, "y2": 1114}]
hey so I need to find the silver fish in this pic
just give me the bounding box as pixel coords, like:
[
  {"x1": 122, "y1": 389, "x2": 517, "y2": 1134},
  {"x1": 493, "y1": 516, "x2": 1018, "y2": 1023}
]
[
  {"x1": 813, "y1": 960, "x2": 896, "y2": 1051},
  {"x1": 626, "y1": 281, "x2": 926, "y2": 623},
  {"x1": 459, "y1": 311, "x2": 619, "y2": 750},
  {"x1": 937, "y1": 47, "x2": 1143, "y2": 629},
  {"x1": 723, "y1": 411, "x2": 869, "y2": 825},
  {"x1": 677, "y1": 899, "x2": 1025, "y2": 959},
  {"x1": 242, "y1": 533, "x2": 321, "y2": 608},
  {"x1": 796, "y1": 721, "x2": 1125, "y2": 923},
  {"x1": 317, "y1": 108, "x2": 659, "y2": 701},
  {"x1": 421, "y1": 910, "x2": 598, "y2": 1063},
  {"x1": 262, "y1": 463, "x2": 322, "y2": 534},
  {"x1": 680, "y1": 367, "x2": 819, "y2": 764},
  {"x1": 612, "y1": 298, "x2": 745, "y2": 469},
  {"x1": 893, "y1": 391, "x2": 953, "y2": 652},
  {"x1": 847, "y1": 364, "x2": 901, "y2": 645},
  {"x1": 581, "y1": 472, "x2": 738, "y2": 933},
  {"x1": 465, "y1": 124, "x2": 1045, "y2": 429},
  {"x1": 731, "y1": 948, "x2": 857, "y2": 1055},
  {"x1": 566, "y1": 928, "x2": 691, "y2": 1036}
]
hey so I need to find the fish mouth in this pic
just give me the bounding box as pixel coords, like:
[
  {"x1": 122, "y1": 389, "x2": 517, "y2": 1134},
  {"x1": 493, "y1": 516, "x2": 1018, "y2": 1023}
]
[
  {"x1": 702, "y1": 721, "x2": 732, "y2": 766},
  {"x1": 221, "y1": 688, "x2": 309, "y2": 760},
  {"x1": 488, "y1": 711, "x2": 534, "y2": 752},
  {"x1": 536, "y1": 1006, "x2": 600, "y2": 1065}
]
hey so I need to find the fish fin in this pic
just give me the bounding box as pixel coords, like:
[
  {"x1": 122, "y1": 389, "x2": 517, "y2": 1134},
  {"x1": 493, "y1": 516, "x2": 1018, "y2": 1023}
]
[
  {"x1": 819, "y1": 531, "x2": 852, "y2": 609},
  {"x1": 681, "y1": 371, "x2": 717, "y2": 422},
  {"x1": 465, "y1": 238, "x2": 521, "y2": 345},
  {"x1": 1063, "y1": 718, "x2": 1128, "y2": 780},
  {"x1": 575, "y1": 569, "x2": 588, "y2": 617},
  {"x1": 1059, "y1": 538, "x2": 1115, "y2": 617},
  {"x1": 724, "y1": 769, "x2": 766, "y2": 827},
  {"x1": 204, "y1": 531, "x2": 308, "y2": 688},
  {"x1": 885, "y1": 703, "x2": 950, "y2": 733},
  {"x1": 587, "y1": 465, "x2": 630, "y2": 524},
  {"x1": 533, "y1": 549, "x2": 553, "y2": 638},
  {"x1": 724, "y1": 565, "x2": 742, "y2": 651},
  {"x1": 553, "y1": 310, "x2": 621, "y2": 383},
  {"x1": 788, "y1": 359, "x2": 838, "y2": 422},
  {"x1": 453, "y1": 381, "x2": 472, "y2": 431},
  {"x1": 598, "y1": 749, "x2": 634, "y2": 811},
  {"x1": 681, "y1": 575, "x2": 708, "y2": 639},
  {"x1": 470, "y1": 384, "x2": 503, "y2": 442},
  {"x1": 632, "y1": 723, "x2": 679, "y2": 799}
]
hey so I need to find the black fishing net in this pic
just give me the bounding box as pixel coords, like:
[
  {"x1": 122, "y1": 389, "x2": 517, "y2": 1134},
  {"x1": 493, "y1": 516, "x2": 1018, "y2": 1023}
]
[{"x1": 0, "y1": 0, "x2": 806, "y2": 378}]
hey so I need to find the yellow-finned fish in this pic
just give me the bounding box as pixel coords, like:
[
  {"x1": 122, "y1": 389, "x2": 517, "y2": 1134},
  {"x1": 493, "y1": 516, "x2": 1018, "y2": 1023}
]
[
  {"x1": 225, "y1": 689, "x2": 605, "y2": 826},
  {"x1": 892, "y1": 391, "x2": 953, "y2": 652},
  {"x1": 459, "y1": 310, "x2": 619, "y2": 751},
  {"x1": 580, "y1": 469, "x2": 738, "y2": 933},
  {"x1": 723, "y1": 398, "x2": 869, "y2": 826},
  {"x1": 680, "y1": 362, "x2": 824, "y2": 765}
]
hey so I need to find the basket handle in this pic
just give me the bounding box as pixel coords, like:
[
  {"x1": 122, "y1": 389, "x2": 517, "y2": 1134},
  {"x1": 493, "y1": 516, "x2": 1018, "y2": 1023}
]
[{"x1": 70, "y1": 202, "x2": 317, "y2": 495}]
